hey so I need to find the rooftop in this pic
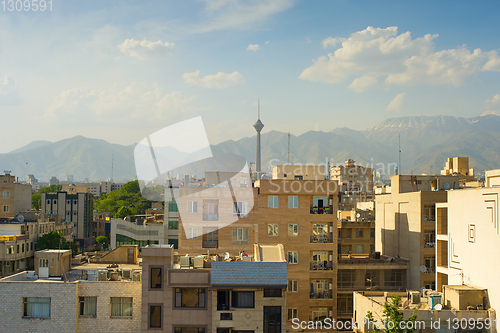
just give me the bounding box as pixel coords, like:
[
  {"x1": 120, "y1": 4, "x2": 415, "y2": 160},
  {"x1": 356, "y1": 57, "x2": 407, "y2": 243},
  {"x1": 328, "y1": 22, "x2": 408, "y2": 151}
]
[{"x1": 211, "y1": 261, "x2": 287, "y2": 287}]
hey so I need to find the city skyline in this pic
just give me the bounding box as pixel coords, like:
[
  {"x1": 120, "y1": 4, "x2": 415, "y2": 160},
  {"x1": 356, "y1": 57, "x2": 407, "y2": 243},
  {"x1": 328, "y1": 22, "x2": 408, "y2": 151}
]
[{"x1": 1, "y1": 1, "x2": 500, "y2": 153}]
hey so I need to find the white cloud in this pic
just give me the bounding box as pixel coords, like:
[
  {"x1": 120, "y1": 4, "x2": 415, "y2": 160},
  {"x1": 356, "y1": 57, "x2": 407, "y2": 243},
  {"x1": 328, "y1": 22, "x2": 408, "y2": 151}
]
[
  {"x1": 265, "y1": 41, "x2": 270, "y2": 44},
  {"x1": 183, "y1": 70, "x2": 245, "y2": 89},
  {"x1": 46, "y1": 83, "x2": 195, "y2": 122},
  {"x1": 247, "y1": 44, "x2": 261, "y2": 51},
  {"x1": 195, "y1": 0, "x2": 295, "y2": 33},
  {"x1": 0, "y1": 75, "x2": 22, "y2": 106},
  {"x1": 386, "y1": 92, "x2": 406, "y2": 112},
  {"x1": 118, "y1": 39, "x2": 174, "y2": 60},
  {"x1": 348, "y1": 75, "x2": 378, "y2": 93},
  {"x1": 481, "y1": 94, "x2": 500, "y2": 116},
  {"x1": 300, "y1": 26, "x2": 500, "y2": 90}
]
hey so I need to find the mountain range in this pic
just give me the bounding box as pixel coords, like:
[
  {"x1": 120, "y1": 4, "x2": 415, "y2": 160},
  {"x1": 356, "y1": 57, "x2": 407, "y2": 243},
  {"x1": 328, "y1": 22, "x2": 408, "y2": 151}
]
[{"x1": 2, "y1": 114, "x2": 500, "y2": 182}]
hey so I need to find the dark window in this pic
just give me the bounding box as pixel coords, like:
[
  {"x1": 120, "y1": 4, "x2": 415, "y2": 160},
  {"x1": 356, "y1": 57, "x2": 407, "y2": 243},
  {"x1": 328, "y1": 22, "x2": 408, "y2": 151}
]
[
  {"x1": 231, "y1": 291, "x2": 254, "y2": 308},
  {"x1": 217, "y1": 290, "x2": 230, "y2": 310},
  {"x1": 175, "y1": 288, "x2": 206, "y2": 308},
  {"x1": 264, "y1": 306, "x2": 282, "y2": 333},
  {"x1": 217, "y1": 329, "x2": 231, "y2": 333},
  {"x1": 168, "y1": 239, "x2": 178, "y2": 249},
  {"x1": 150, "y1": 267, "x2": 162, "y2": 289},
  {"x1": 79, "y1": 297, "x2": 97, "y2": 317},
  {"x1": 263, "y1": 289, "x2": 282, "y2": 297},
  {"x1": 220, "y1": 313, "x2": 233, "y2": 320},
  {"x1": 174, "y1": 328, "x2": 206, "y2": 333},
  {"x1": 150, "y1": 305, "x2": 162, "y2": 328}
]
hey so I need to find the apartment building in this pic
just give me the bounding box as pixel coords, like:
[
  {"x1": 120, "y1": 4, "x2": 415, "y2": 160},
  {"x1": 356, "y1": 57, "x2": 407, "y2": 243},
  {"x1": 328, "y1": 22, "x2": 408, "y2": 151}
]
[
  {"x1": 336, "y1": 255, "x2": 408, "y2": 324},
  {"x1": 41, "y1": 192, "x2": 93, "y2": 248},
  {"x1": 435, "y1": 186, "x2": 500, "y2": 314},
  {"x1": 337, "y1": 213, "x2": 375, "y2": 256},
  {"x1": 0, "y1": 171, "x2": 32, "y2": 219},
  {"x1": 441, "y1": 156, "x2": 475, "y2": 179},
  {"x1": 86, "y1": 181, "x2": 125, "y2": 197},
  {"x1": 0, "y1": 249, "x2": 142, "y2": 333},
  {"x1": 93, "y1": 211, "x2": 111, "y2": 239},
  {"x1": 141, "y1": 244, "x2": 287, "y2": 333},
  {"x1": 272, "y1": 165, "x2": 326, "y2": 181},
  {"x1": 331, "y1": 159, "x2": 374, "y2": 210},
  {"x1": 375, "y1": 175, "x2": 453, "y2": 290},
  {"x1": 353, "y1": 288, "x2": 495, "y2": 333},
  {"x1": 255, "y1": 178, "x2": 338, "y2": 331}
]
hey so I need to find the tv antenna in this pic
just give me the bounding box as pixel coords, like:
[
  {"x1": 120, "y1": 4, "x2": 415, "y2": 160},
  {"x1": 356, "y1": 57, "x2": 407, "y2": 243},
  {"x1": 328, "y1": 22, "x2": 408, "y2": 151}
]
[
  {"x1": 287, "y1": 133, "x2": 290, "y2": 164},
  {"x1": 398, "y1": 133, "x2": 401, "y2": 175}
]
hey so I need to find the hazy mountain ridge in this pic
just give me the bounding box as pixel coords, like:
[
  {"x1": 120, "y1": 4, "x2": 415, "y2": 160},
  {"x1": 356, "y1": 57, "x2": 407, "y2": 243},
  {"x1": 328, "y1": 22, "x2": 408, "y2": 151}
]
[{"x1": 2, "y1": 115, "x2": 500, "y2": 181}]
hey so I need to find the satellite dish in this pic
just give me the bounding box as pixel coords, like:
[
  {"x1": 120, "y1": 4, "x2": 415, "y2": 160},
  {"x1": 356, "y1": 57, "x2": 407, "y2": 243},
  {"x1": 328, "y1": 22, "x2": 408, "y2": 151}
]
[
  {"x1": 223, "y1": 252, "x2": 230, "y2": 260},
  {"x1": 17, "y1": 214, "x2": 25, "y2": 222},
  {"x1": 356, "y1": 213, "x2": 361, "y2": 218},
  {"x1": 420, "y1": 265, "x2": 427, "y2": 273},
  {"x1": 444, "y1": 183, "x2": 450, "y2": 190},
  {"x1": 434, "y1": 304, "x2": 442, "y2": 310}
]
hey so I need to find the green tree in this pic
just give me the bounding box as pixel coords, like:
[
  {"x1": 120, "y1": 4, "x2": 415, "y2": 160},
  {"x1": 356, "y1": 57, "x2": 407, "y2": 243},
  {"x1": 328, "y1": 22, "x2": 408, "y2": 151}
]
[
  {"x1": 94, "y1": 180, "x2": 153, "y2": 216},
  {"x1": 366, "y1": 296, "x2": 418, "y2": 333},
  {"x1": 96, "y1": 236, "x2": 109, "y2": 250},
  {"x1": 31, "y1": 185, "x2": 63, "y2": 210},
  {"x1": 114, "y1": 206, "x2": 135, "y2": 219},
  {"x1": 36, "y1": 231, "x2": 77, "y2": 256}
]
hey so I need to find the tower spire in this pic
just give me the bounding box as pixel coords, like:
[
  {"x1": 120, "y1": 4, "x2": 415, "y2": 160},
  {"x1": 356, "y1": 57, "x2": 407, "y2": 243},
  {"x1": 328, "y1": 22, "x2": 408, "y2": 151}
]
[{"x1": 253, "y1": 99, "x2": 264, "y2": 180}]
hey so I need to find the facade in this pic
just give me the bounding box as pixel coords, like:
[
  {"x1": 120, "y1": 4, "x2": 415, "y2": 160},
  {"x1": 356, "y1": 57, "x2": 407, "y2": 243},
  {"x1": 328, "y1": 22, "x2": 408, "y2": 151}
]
[
  {"x1": 0, "y1": 171, "x2": 32, "y2": 219},
  {"x1": 272, "y1": 165, "x2": 326, "y2": 181},
  {"x1": 41, "y1": 192, "x2": 94, "y2": 246},
  {"x1": 337, "y1": 212, "x2": 375, "y2": 256},
  {"x1": 93, "y1": 211, "x2": 111, "y2": 239},
  {"x1": 435, "y1": 187, "x2": 500, "y2": 314},
  {"x1": 485, "y1": 169, "x2": 500, "y2": 187},
  {"x1": 375, "y1": 175, "x2": 448, "y2": 290},
  {"x1": 441, "y1": 156, "x2": 474, "y2": 179},
  {"x1": 331, "y1": 159, "x2": 374, "y2": 210}
]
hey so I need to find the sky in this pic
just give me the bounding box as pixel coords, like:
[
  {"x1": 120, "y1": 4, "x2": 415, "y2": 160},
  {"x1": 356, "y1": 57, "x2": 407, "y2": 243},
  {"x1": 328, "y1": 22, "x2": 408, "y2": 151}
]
[{"x1": 1, "y1": 0, "x2": 500, "y2": 153}]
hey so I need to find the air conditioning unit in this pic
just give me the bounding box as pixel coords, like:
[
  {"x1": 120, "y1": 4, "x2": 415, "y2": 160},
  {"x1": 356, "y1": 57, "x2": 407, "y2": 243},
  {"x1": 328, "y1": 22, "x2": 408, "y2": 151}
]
[
  {"x1": 98, "y1": 270, "x2": 107, "y2": 281},
  {"x1": 132, "y1": 271, "x2": 142, "y2": 282},
  {"x1": 409, "y1": 291, "x2": 420, "y2": 304},
  {"x1": 121, "y1": 268, "x2": 132, "y2": 279},
  {"x1": 422, "y1": 289, "x2": 433, "y2": 297}
]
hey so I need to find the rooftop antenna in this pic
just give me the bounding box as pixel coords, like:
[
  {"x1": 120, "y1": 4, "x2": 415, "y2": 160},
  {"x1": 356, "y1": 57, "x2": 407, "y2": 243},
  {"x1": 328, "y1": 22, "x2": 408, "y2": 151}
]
[
  {"x1": 111, "y1": 154, "x2": 114, "y2": 182},
  {"x1": 398, "y1": 133, "x2": 401, "y2": 175},
  {"x1": 287, "y1": 132, "x2": 290, "y2": 164}
]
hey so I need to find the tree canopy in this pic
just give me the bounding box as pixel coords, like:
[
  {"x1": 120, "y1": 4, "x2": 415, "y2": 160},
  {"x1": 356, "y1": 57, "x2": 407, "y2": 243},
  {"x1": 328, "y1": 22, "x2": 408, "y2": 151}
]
[
  {"x1": 36, "y1": 231, "x2": 77, "y2": 256},
  {"x1": 94, "y1": 180, "x2": 154, "y2": 217},
  {"x1": 96, "y1": 236, "x2": 109, "y2": 249},
  {"x1": 366, "y1": 296, "x2": 418, "y2": 333}
]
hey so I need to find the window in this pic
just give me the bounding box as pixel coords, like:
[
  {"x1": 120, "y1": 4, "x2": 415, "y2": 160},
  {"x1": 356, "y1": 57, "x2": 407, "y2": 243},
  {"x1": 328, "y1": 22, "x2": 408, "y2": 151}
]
[
  {"x1": 149, "y1": 305, "x2": 162, "y2": 329},
  {"x1": 217, "y1": 290, "x2": 230, "y2": 310},
  {"x1": 385, "y1": 269, "x2": 405, "y2": 287},
  {"x1": 22, "y1": 243, "x2": 24, "y2": 252},
  {"x1": 17, "y1": 244, "x2": 19, "y2": 253},
  {"x1": 3, "y1": 205, "x2": 9, "y2": 212},
  {"x1": 356, "y1": 245, "x2": 363, "y2": 254},
  {"x1": 53, "y1": 199, "x2": 57, "y2": 205},
  {"x1": 268, "y1": 196, "x2": 278, "y2": 208},
  {"x1": 174, "y1": 328, "x2": 206, "y2": 333},
  {"x1": 23, "y1": 297, "x2": 50, "y2": 318},
  {"x1": 338, "y1": 229, "x2": 342, "y2": 239},
  {"x1": 30, "y1": 242, "x2": 33, "y2": 251},
  {"x1": 356, "y1": 228, "x2": 363, "y2": 238},
  {"x1": 288, "y1": 196, "x2": 298, "y2": 208},
  {"x1": 370, "y1": 228, "x2": 375, "y2": 238},
  {"x1": 345, "y1": 229, "x2": 351, "y2": 238},
  {"x1": 168, "y1": 239, "x2": 178, "y2": 250},
  {"x1": 188, "y1": 201, "x2": 198, "y2": 213},
  {"x1": 73, "y1": 200, "x2": 78, "y2": 205},
  {"x1": 169, "y1": 202, "x2": 179, "y2": 212},
  {"x1": 79, "y1": 297, "x2": 97, "y2": 317},
  {"x1": 150, "y1": 267, "x2": 162, "y2": 289},
  {"x1": 6, "y1": 245, "x2": 13, "y2": 254},
  {"x1": 337, "y1": 294, "x2": 353, "y2": 316},
  {"x1": 288, "y1": 224, "x2": 298, "y2": 236},
  {"x1": 268, "y1": 224, "x2": 278, "y2": 236},
  {"x1": 232, "y1": 228, "x2": 248, "y2": 244},
  {"x1": 3, "y1": 191, "x2": 9, "y2": 198},
  {"x1": 287, "y1": 308, "x2": 298, "y2": 321},
  {"x1": 39, "y1": 259, "x2": 49, "y2": 269},
  {"x1": 231, "y1": 291, "x2": 254, "y2": 308},
  {"x1": 168, "y1": 220, "x2": 178, "y2": 230},
  {"x1": 287, "y1": 251, "x2": 298, "y2": 264},
  {"x1": 110, "y1": 297, "x2": 133, "y2": 317},
  {"x1": 175, "y1": 288, "x2": 206, "y2": 308},
  {"x1": 233, "y1": 202, "x2": 249, "y2": 217},
  {"x1": 187, "y1": 228, "x2": 198, "y2": 240},
  {"x1": 288, "y1": 280, "x2": 298, "y2": 292},
  {"x1": 338, "y1": 270, "x2": 355, "y2": 288},
  {"x1": 264, "y1": 289, "x2": 282, "y2": 297},
  {"x1": 66, "y1": 200, "x2": 71, "y2": 205}
]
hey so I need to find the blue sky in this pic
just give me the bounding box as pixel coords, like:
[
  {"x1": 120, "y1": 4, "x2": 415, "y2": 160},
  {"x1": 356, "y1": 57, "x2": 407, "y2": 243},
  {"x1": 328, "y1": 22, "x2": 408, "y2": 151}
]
[{"x1": 1, "y1": 0, "x2": 500, "y2": 152}]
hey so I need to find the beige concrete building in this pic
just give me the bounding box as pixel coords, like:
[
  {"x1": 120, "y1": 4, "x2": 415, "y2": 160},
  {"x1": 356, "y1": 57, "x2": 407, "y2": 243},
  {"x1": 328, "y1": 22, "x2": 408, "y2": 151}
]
[
  {"x1": 338, "y1": 211, "x2": 375, "y2": 256},
  {"x1": 435, "y1": 187, "x2": 500, "y2": 315},
  {"x1": 0, "y1": 171, "x2": 32, "y2": 219},
  {"x1": 331, "y1": 159, "x2": 374, "y2": 210},
  {"x1": 441, "y1": 156, "x2": 474, "y2": 179},
  {"x1": 272, "y1": 164, "x2": 326, "y2": 181},
  {"x1": 485, "y1": 168, "x2": 500, "y2": 187},
  {"x1": 375, "y1": 175, "x2": 449, "y2": 290},
  {"x1": 353, "y1": 288, "x2": 495, "y2": 333}
]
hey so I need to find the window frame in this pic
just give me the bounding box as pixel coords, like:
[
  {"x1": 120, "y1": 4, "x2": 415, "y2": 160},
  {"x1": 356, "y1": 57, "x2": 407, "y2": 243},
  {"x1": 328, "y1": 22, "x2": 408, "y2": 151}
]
[
  {"x1": 288, "y1": 224, "x2": 299, "y2": 236},
  {"x1": 149, "y1": 304, "x2": 162, "y2": 329},
  {"x1": 23, "y1": 297, "x2": 51, "y2": 319},
  {"x1": 174, "y1": 288, "x2": 206, "y2": 309},
  {"x1": 110, "y1": 297, "x2": 133, "y2": 318},
  {"x1": 187, "y1": 201, "x2": 198, "y2": 213},
  {"x1": 168, "y1": 220, "x2": 179, "y2": 230},
  {"x1": 288, "y1": 196, "x2": 299, "y2": 208},
  {"x1": 263, "y1": 288, "x2": 282, "y2": 298},
  {"x1": 187, "y1": 228, "x2": 198, "y2": 240},
  {"x1": 287, "y1": 251, "x2": 298, "y2": 264},
  {"x1": 3, "y1": 191, "x2": 9, "y2": 198},
  {"x1": 231, "y1": 291, "x2": 255, "y2": 308},
  {"x1": 268, "y1": 224, "x2": 279, "y2": 236},
  {"x1": 232, "y1": 228, "x2": 248, "y2": 244},
  {"x1": 287, "y1": 308, "x2": 298, "y2": 321},
  {"x1": 150, "y1": 266, "x2": 163, "y2": 290},
  {"x1": 232, "y1": 201, "x2": 249, "y2": 217},
  {"x1": 79, "y1": 296, "x2": 97, "y2": 317},
  {"x1": 288, "y1": 280, "x2": 298, "y2": 292},
  {"x1": 356, "y1": 228, "x2": 364, "y2": 238},
  {"x1": 268, "y1": 195, "x2": 279, "y2": 208}
]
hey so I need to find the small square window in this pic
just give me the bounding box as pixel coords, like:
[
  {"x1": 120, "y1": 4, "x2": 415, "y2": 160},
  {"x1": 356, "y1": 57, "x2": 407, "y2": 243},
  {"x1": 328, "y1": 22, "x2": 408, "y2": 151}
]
[
  {"x1": 188, "y1": 201, "x2": 198, "y2": 213},
  {"x1": 79, "y1": 297, "x2": 97, "y2": 317},
  {"x1": 288, "y1": 196, "x2": 298, "y2": 208},
  {"x1": 288, "y1": 224, "x2": 298, "y2": 236},
  {"x1": 288, "y1": 280, "x2": 298, "y2": 292},
  {"x1": 268, "y1": 224, "x2": 278, "y2": 236},
  {"x1": 288, "y1": 308, "x2": 298, "y2": 321},
  {"x1": 287, "y1": 251, "x2": 298, "y2": 264},
  {"x1": 268, "y1": 196, "x2": 278, "y2": 208},
  {"x1": 187, "y1": 228, "x2": 198, "y2": 240}
]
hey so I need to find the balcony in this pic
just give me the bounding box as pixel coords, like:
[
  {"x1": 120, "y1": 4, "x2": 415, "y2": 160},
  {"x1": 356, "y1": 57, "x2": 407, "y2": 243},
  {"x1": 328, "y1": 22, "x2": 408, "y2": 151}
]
[
  {"x1": 310, "y1": 290, "x2": 333, "y2": 299},
  {"x1": 202, "y1": 240, "x2": 218, "y2": 248},
  {"x1": 310, "y1": 234, "x2": 333, "y2": 243},
  {"x1": 424, "y1": 242, "x2": 436, "y2": 248},
  {"x1": 310, "y1": 206, "x2": 333, "y2": 214},
  {"x1": 310, "y1": 261, "x2": 333, "y2": 271}
]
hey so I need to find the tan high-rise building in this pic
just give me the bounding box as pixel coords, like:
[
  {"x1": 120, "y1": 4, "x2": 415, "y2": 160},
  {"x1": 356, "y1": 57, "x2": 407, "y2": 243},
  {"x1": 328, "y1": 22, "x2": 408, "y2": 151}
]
[
  {"x1": 0, "y1": 171, "x2": 32, "y2": 219},
  {"x1": 441, "y1": 156, "x2": 474, "y2": 179},
  {"x1": 331, "y1": 159, "x2": 374, "y2": 209}
]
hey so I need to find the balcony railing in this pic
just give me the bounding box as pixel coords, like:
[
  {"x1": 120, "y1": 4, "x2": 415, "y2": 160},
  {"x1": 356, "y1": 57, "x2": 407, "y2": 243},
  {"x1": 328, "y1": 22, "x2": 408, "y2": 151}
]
[
  {"x1": 310, "y1": 290, "x2": 333, "y2": 299},
  {"x1": 202, "y1": 240, "x2": 218, "y2": 248},
  {"x1": 310, "y1": 234, "x2": 333, "y2": 243},
  {"x1": 310, "y1": 206, "x2": 333, "y2": 214},
  {"x1": 310, "y1": 261, "x2": 333, "y2": 271},
  {"x1": 424, "y1": 242, "x2": 436, "y2": 248}
]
